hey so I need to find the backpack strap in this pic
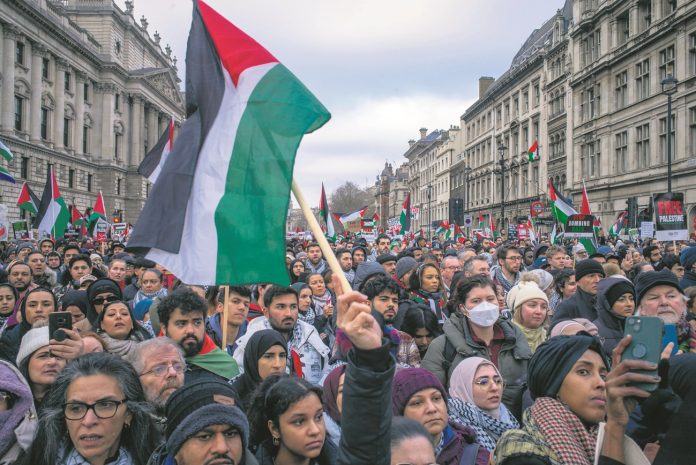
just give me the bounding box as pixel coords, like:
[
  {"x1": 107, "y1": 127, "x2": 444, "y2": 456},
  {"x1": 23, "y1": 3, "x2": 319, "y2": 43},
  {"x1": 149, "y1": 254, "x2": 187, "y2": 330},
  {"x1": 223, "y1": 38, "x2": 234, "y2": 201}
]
[{"x1": 441, "y1": 337, "x2": 457, "y2": 389}]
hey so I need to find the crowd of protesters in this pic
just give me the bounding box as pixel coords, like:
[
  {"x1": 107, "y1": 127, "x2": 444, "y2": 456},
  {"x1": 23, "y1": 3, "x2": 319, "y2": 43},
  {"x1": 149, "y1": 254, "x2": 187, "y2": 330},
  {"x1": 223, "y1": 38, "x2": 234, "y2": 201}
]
[{"x1": 0, "y1": 231, "x2": 694, "y2": 465}]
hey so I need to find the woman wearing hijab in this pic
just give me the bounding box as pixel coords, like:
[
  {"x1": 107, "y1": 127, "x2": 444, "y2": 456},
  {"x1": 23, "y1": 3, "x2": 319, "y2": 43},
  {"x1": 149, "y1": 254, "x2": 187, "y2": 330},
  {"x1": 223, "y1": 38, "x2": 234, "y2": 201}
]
[
  {"x1": 0, "y1": 283, "x2": 18, "y2": 335},
  {"x1": 495, "y1": 334, "x2": 659, "y2": 465},
  {"x1": 408, "y1": 263, "x2": 447, "y2": 325},
  {"x1": 392, "y1": 367, "x2": 489, "y2": 465},
  {"x1": 593, "y1": 278, "x2": 635, "y2": 355},
  {"x1": 231, "y1": 329, "x2": 287, "y2": 412},
  {"x1": 288, "y1": 258, "x2": 306, "y2": 284},
  {"x1": 60, "y1": 290, "x2": 92, "y2": 332},
  {"x1": 322, "y1": 365, "x2": 346, "y2": 447},
  {"x1": 447, "y1": 357, "x2": 519, "y2": 452}
]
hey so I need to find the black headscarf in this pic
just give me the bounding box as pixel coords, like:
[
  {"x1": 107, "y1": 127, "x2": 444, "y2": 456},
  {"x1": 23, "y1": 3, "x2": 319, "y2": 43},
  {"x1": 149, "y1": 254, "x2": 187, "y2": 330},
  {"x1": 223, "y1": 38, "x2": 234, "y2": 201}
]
[
  {"x1": 85, "y1": 278, "x2": 123, "y2": 324},
  {"x1": 61, "y1": 290, "x2": 89, "y2": 320},
  {"x1": 232, "y1": 329, "x2": 287, "y2": 411},
  {"x1": 19, "y1": 287, "x2": 58, "y2": 332},
  {"x1": 94, "y1": 300, "x2": 151, "y2": 341},
  {"x1": 528, "y1": 334, "x2": 609, "y2": 400}
]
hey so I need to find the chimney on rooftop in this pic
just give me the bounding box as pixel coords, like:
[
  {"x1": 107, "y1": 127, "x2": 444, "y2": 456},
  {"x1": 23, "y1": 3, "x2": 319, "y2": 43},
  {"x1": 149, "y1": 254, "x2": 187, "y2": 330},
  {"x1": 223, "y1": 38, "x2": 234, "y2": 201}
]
[
  {"x1": 479, "y1": 77, "x2": 495, "y2": 98},
  {"x1": 419, "y1": 128, "x2": 428, "y2": 139}
]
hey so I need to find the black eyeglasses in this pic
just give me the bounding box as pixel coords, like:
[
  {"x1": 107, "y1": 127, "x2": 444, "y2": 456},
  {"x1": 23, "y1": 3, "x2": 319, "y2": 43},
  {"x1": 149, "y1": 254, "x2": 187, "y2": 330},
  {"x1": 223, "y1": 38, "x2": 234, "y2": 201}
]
[
  {"x1": 139, "y1": 362, "x2": 186, "y2": 377},
  {"x1": 63, "y1": 399, "x2": 127, "y2": 420},
  {"x1": 93, "y1": 295, "x2": 120, "y2": 305}
]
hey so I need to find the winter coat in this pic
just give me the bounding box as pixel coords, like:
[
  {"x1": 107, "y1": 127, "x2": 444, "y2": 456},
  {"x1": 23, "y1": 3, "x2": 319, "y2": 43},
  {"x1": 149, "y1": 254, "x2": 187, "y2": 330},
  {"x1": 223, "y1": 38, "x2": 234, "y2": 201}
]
[
  {"x1": 421, "y1": 313, "x2": 532, "y2": 420},
  {"x1": 593, "y1": 277, "x2": 630, "y2": 355},
  {"x1": 233, "y1": 317, "x2": 330, "y2": 385},
  {"x1": 0, "y1": 360, "x2": 37, "y2": 465},
  {"x1": 206, "y1": 312, "x2": 248, "y2": 356},
  {"x1": 551, "y1": 287, "x2": 597, "y2": 325}
]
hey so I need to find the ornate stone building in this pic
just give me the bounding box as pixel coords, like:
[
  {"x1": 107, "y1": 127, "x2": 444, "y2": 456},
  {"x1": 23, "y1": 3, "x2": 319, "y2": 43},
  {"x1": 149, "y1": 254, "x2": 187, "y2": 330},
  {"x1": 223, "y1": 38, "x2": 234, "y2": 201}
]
[
  {"x1": 569, "y1": 0, "x2": 696, "y2": 230},
  {"x1": 373, "y1": 161, "x2": 409, "y2": 230},
  {"x1": 0, "y1": 0, "x2": 184, "y2": 225}
]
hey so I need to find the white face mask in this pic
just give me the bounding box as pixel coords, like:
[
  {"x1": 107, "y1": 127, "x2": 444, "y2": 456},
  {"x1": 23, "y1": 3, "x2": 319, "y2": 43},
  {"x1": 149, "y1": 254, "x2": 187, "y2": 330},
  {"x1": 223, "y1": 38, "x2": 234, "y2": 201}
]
[{"x1": 465, "y1": 301, "x2": 500, "y2": 327}]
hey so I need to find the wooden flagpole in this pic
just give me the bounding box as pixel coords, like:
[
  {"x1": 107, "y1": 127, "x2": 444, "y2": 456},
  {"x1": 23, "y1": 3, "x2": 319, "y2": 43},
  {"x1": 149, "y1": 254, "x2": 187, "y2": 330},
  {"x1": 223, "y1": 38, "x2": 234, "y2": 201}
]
[
  {"x1": 291, "y1": 180, "x2": 351, "y2": 293},
  {"x1": 220, "y1": 285, "x2": 230, "y2": 351}
]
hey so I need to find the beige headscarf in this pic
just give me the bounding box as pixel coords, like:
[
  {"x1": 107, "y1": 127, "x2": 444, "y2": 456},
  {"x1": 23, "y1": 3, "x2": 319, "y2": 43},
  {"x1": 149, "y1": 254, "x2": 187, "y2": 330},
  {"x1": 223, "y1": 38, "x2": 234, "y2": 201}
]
[{"x1": 448, "y1": 356, "x2": 503, "y2": 419}]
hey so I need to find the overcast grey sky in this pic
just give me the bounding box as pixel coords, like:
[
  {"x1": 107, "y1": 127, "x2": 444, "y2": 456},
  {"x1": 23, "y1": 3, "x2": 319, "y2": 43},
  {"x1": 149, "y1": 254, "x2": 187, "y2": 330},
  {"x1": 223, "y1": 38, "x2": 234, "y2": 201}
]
[{"x1": 122, "y1": 0, "x2": 564, "y2": 208}]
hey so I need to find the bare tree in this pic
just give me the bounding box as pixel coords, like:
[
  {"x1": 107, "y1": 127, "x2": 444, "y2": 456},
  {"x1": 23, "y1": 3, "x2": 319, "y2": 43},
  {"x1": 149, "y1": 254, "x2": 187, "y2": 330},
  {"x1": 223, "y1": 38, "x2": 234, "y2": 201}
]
[{"x1": 330, "y1": 181, "x2": 373, "y2": 215}]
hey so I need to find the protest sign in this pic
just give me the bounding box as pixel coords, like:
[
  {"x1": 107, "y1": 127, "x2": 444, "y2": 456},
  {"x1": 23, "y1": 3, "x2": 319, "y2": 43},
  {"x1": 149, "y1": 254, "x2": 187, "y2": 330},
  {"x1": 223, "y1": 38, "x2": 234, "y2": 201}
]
[
  {"x1": 640, "y1": 222, "x2": 654, "y2": 239},
  {"x1": 565, "y1": 214, "x2": 595, "y2": 238},
  {"x1": 13, "y1": 221, "x2": 29, "y2": 240},
  {"x1": 653, "y1": 193, "x2": 688, "y2": 241}
]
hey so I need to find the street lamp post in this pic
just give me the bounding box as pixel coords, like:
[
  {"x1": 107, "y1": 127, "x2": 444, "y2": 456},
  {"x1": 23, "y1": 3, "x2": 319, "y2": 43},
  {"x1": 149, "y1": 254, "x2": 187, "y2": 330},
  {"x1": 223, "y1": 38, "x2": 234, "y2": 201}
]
[
  {"x1": 498, "y1": 143, "x2": 507, "y2": 231},
  {"x1": 661, "y1": 72, "x2": 678, "y2": 193},
  {"x1": 427, "y1": 184, "x2": 433, "y2": 238}
]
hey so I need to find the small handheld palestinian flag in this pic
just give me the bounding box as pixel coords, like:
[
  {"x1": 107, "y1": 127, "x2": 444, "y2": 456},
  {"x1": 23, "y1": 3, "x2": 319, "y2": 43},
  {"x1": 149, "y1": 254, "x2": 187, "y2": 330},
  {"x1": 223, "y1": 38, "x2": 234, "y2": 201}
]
[
  {"x1": 400, "y1": 192, "x2": 411, "y2": 234},
  {"x1": 17, "y1": 182, "x2": 39, "y2": 214},
  {"x1": 528, "y1": 141, "x2": 539, "y2": 162}
]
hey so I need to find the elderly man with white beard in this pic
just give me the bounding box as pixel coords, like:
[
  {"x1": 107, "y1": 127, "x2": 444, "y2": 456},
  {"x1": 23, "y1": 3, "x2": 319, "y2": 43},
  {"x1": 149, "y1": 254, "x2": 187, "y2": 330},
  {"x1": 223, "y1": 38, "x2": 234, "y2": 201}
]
[{"x1": 634, "y1": 269, "x2": 696, "y2": 352}]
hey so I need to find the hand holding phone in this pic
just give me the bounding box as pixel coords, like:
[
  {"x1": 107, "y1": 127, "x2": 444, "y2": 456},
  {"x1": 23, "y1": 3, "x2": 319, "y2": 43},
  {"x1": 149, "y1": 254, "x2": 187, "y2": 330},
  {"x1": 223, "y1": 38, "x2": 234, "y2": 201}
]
[
  {"x1": 48, "y1": 312, "x2": 72, "y2": 342},
  {"x1": 621, "y1": 316, "x2": 663, "y2": 392}
]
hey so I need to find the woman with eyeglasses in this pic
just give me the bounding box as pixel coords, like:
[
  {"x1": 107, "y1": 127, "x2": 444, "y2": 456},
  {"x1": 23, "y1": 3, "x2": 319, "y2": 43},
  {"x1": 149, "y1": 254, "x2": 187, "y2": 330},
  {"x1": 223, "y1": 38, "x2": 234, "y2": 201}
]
[
  {"x1": 86, "y1": 278, "x2": 124, "y2": 324},
  {"x1": 17, "y1": 326, "x2": 67, "y2": 409},
  {"x1": 94, "y1": 301, "x2": 151, "y2": 359},
  {"x1": 0, "y1": 357, "x2": 38, "y2": 464},
  {"x1": 447, "y1": 357, "x2": 519, "y2": 452},
  {"x1": 495, "y1": 334, "x2": 658, "y2": 465},
  {"x1": 231, "y1": 329, "x2": 287, "y2": 412},
  {"x1": 19, "y1": 352, "x2": 158, "y2": 465},
  {"x1": 392, "y1": 367, "x2": 489, "y2": 465}
]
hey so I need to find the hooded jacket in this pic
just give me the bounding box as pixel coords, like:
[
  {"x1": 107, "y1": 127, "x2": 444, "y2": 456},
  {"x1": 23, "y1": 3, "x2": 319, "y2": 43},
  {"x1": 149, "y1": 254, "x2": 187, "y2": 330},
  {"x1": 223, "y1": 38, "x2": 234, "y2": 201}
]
[
  {"x1": 351, "y1": 261, "x2": 387, "y2": 292},
  {"x1": 551, "y1": 286, "x2": 597, "y2": 325},
  {"x1": 593, "y1": 277, "x2": 632, "y2": 355},
  {"x1": 421, "y1": 312, "x2": 532, "y2": 420},
  {"x1": 0, "y1": 359, "x2": 37, "y2": 465},
  {"x1": 233, "y1": 316, "x2": 330, "y2": 385}
]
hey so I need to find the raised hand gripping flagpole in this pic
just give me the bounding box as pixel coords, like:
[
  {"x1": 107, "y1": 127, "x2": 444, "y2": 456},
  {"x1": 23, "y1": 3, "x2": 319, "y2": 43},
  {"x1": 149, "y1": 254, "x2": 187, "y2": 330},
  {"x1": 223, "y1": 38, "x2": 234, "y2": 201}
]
[
  {"x1": 291, "y1": 180, "x2": 351, "y2": 293},
  {"x1": 220, "y1": 285, "x2": 230, "y2": 351}
]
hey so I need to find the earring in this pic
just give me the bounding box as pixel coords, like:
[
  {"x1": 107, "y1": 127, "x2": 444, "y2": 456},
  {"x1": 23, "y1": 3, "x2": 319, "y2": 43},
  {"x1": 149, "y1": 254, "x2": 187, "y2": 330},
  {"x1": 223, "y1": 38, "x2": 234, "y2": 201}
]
[{"x1": 272, "y1": 436, "x2": 280, "y2": 446}]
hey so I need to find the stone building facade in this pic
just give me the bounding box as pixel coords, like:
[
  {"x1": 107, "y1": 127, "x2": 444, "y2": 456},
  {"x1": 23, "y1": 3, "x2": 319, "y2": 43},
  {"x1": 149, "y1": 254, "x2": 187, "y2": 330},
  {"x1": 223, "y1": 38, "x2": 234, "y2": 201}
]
[
  {"x1": 0, "y1": 0, "x2": 184, "y2": 225},
  {"x1": 373, "y1": 161, "x2": 409, "y2": 231},
  {"x1": 569, "y1": 0, "x2": 696, "y2": 231}
]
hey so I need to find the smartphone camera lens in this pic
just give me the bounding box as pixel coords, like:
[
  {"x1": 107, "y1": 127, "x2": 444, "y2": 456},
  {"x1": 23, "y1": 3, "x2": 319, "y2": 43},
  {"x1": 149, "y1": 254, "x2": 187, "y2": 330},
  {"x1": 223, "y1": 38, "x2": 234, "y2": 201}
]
[{"x1": 53, "y1": 329, "x2": 66, "y2": 342}]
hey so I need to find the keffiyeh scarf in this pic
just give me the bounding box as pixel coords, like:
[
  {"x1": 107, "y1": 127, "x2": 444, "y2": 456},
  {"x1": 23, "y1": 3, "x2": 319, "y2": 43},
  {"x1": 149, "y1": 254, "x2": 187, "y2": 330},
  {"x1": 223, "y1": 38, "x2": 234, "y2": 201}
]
[{"x1": 448, "y1": 398, "x2": 519, "y2": 452}]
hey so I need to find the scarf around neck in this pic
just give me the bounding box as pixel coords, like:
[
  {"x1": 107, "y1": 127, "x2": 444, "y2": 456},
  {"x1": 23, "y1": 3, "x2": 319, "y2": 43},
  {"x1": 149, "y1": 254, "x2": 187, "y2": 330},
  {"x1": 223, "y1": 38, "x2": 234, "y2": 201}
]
[
  {"x1": 448, "y1": 397, "x2": 519, "y2": 452},
  {"x1": 512, "y1": 320, "x2": 547, "y2": 353}
]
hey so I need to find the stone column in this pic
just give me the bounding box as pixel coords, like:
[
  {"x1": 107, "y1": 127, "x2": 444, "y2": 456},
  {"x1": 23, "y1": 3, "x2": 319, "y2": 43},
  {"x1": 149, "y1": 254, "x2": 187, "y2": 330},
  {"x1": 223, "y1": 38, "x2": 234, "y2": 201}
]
[
  {"x1": 129, "y1": 94, "x2": 143, "y2": 165},
  {"x1": 75, "y1": 71, "x2": 87, "y2": 154},
  {"x1": 158, "y1": 111, "x2": 167, "y2": 134},
  {"x1": 54, "y1": 58, "x2": 69, "y2": 149},
  {"x1": 1, "y1": 26, "x2": 19, "y2": 134},
  {"x1": 146, "y1": 104, "x2": 158, "y2": 152},
  {"x1": 96, "y1": 82, "x2": 115, "y2": 161},
  {"x1": 30, "y1": 43, "x2": 46, "y2": 142}
]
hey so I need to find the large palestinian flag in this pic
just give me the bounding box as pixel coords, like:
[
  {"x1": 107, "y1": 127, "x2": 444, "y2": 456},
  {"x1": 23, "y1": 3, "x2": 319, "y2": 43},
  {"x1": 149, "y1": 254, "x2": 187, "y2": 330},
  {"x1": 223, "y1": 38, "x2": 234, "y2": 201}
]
[
  {"x1": 34, "y1": 166, "x2": 69, "y2": 238},
  {"x1": 127, "y1": 0, "x2": 330, "y2": 285}
]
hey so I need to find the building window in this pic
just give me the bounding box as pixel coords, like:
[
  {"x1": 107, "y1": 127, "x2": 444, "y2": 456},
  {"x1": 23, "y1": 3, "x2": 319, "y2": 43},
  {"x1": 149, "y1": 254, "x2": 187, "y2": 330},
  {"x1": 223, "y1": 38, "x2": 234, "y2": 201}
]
[
  {"x1": 582, "y1": 141, "x2": 600, "y2": 178},
  {"x1": 14, "y1": 96, "x2": 24, "y2": 131},
  {"x1": 639, "y1": 0, "x2": 652, "y2": 31},
  {"x1": 690, "y1": 33, "x2": 696, "y2": 76},
  {"x1": 581, "y1": 84, "x2": 600, "y2": 121},
  {"x1": 63, "y1": 117, "x2": 71, "y2": 147},
  {"x1": 83, "y1": 125, "x2": 89, "y2": 154},
  {"x1": 64, "y1": 72, "x2": 71, "y2": 92},
  {"x1": 114, "y1": 133, "x2": 120, "y2": 159},
  {"x1": 618, "y1": 11, "x2": 630, "y2": 45},
  {"x1": 582, "y1": 29, "x2": 601, "y2": 66},
  {"x1": 41, "y1": 108, "x2": 49, "y2": 140},
  {"x1": 69, "y1": 169, "x2": 75, "y2": 188},
  {"x1": 615, "y1": 71, "x2": 628, "y2": 109},
  {"x1": 636, "y1": 123, "x2": 650, "y2": 169},
  {"x1": 659, "y1": 115, "x2": 676, "y2": 163},
  {"x1": 615, "y1": 131, "x2": 628, "y2": 173},
  {"x1": 117, "y1": 178, "x2": 122, "y2": 196},
  {"x1": 21, "y1": 157, "x2": 29, "y2": 179},
  {"x1": 690, "y1": 107, "x2": 696, "y2": 157},
  {"x1": 523, "y1": 91, "x2": 529, "y2": 113},
  {"x1": 662, "y1": 0, "x2": 676, "y2": 15},
  {"x1": 636, "y1": 58, "x2": 650, "y2": 100},
  {"x1": 87, "y1": 174, "x2": 93, "y2": 192},
  {"x1": 115, "y1": 93, "x2": 120, "y2": 111},
  {"x1": 42, "y1": 57, "x2": 50, "y2": 80},
  {"x1": 659, "y1": 45, "x2": 675, "y2": 80},
  {"x1": 83, "y1": 82, "x2": 89, "y2": 102},
  {"x1": 16, "y1": 42, "x2": 25, "y2": 65},
  {"x1": 534, "y1": 84, "x2": 540, "y2": 107}
]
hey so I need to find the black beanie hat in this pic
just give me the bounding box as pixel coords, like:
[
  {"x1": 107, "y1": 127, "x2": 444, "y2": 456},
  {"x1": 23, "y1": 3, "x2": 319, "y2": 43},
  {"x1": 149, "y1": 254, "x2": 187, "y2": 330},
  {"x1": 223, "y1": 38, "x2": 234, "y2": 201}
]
[
  {"x1": 575, "y1": 259, "x2": 606, "y2": 281},
  {"x1": 165, "y1": 380, "x2": 247, "y2": 455},
  {"x1": 605, "y1": 280, "x2": 635, "y2": 309},
  {"x1": 634, "y1": 269, "x2": 683, "y2": 305},
  {"x1": 376, "y1": 253, "x2": 397, "y2": 264}
]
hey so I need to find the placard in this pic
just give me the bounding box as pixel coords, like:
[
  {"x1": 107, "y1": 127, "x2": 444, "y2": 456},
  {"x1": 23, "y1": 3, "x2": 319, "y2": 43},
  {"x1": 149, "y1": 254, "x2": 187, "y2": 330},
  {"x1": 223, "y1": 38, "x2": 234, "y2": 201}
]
[
  {"x1": 653, "y1": 193, "x2": 688, "y2": 241},
  {"x1": 507, "y1": 224, "x2": 518, "y2": 240},
  {"x1": 640, "y1": 222, "x2": 654, "y2": 239},
  {"x1": 565, "y1": 214, "x2": 596, "y2": 239},
  {"x1": 12, "y1": 221, "x2": 29, "y2": 240},
  {"x1": 94, "y1": 218, "x2": 109, "y2": 242}
]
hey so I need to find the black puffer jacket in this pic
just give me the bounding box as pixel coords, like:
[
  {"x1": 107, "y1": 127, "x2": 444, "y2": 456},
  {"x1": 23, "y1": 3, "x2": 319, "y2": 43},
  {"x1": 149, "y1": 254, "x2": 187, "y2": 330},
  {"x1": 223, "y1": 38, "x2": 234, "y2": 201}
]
[
  {"x1": 551, "y1": 287, "x2": 597, "y2": 325},
  {"x1": 593, "y1": 277, "x2": 632, "y2": 355}
]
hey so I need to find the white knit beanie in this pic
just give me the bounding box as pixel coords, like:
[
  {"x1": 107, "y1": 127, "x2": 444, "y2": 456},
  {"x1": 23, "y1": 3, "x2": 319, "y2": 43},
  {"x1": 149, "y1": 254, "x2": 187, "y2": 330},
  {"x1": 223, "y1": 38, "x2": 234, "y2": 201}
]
[
  {"x1": 511, "y1": 281, "x2": 548, "y2": 311},
  {"x1": 16, "y1": 326, "x2": 50, "y2": 367}
]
